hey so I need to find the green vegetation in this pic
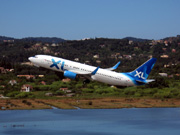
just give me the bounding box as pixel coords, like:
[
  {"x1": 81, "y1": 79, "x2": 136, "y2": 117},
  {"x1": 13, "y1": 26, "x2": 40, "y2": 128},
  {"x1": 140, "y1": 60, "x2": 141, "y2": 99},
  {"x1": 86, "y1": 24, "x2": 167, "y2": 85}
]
[
  {"x1": 0, "y1": 36, "x2": 180, "y2": 74},
  {"x1": 0, "y1": 71, "x2": 180, "y2": 100},
  {"x1": 0, "y1": 35, "x2": 180, "y2": 100}
]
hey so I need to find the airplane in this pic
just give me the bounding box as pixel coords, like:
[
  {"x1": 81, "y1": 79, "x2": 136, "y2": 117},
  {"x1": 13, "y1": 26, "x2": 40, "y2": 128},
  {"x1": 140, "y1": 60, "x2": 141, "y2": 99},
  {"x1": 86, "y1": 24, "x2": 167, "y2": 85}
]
[{"x1": 28, "y1": 55, "x2": 156, "y2": 87}]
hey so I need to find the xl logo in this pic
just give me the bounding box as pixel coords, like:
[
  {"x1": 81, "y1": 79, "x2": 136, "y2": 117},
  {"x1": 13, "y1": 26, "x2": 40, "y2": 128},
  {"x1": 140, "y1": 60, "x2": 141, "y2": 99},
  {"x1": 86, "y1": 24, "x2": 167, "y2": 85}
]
[
  {"x1": 50, "y1": 58, "x2": 65, "y2": 70},
  {"x1": 50, "y1": 59, "x2": 61, "y2": 69},
  {"x1": 134, "y1": 70, "x2": 145, "y2": 79}
]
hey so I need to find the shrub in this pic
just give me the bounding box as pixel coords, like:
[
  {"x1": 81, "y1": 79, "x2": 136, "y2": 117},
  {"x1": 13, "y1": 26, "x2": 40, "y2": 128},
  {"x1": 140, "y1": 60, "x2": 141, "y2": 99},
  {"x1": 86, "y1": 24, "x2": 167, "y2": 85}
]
[
  {"x1": 22, "y1": 100, "x2": 27, "y2": 103},
  {"x1": 124, "y1": 89, "x2": 136, "y2": 96},
  {"x1": 15, "y1": 92, "x2": 34, "y2": 99},
  {"x1": 82, "y1": 88, "x2": 94, "y2": 93},
  {"x1": 6, "y1": 91, "x2": 20, "y2": 97},
  {"x1": 88, "y1": 101, "x2": 93, "y2": 105},
  {"x1": 55, "y1": 90, "x2": 65, "y2": 95}
]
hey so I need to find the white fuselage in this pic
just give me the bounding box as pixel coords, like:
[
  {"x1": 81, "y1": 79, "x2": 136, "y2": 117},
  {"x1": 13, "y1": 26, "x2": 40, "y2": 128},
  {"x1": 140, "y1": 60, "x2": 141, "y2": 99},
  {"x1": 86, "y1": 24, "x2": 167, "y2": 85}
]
[{"x1": 29, "y1": 55, "x2": 135, "y2": 86}]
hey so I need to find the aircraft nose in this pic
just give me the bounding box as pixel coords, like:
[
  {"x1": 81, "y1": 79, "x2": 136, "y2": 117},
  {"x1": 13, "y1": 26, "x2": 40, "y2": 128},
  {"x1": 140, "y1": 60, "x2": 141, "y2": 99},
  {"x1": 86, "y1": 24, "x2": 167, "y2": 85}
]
[{"x1": 28, "y1": 57, "x2": 33, "y2": 61}]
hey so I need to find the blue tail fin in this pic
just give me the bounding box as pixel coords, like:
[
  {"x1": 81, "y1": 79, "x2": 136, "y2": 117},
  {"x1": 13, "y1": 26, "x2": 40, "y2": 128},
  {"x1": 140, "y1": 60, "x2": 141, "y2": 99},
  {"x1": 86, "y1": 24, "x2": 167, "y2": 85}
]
[{"x1": 128, "y1": 58, "x2": 156, "y2": 81}]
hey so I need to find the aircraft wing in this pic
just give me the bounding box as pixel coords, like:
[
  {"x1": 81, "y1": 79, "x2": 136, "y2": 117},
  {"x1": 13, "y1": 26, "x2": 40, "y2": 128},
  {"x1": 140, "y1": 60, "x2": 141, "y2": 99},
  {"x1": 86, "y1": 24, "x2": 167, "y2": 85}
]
[
  {"x1": 67, "y1": 70, "x2": 90, "y2": 75},
  {"x1": 106, "y1": 61, "x2": 120, "y2": 71},
  {"x1": 68, "y1": 67, "x2": 100, "y2": 75},
  {"x1": 67, "y1": 67, "x2": 100, "y2": 80}
]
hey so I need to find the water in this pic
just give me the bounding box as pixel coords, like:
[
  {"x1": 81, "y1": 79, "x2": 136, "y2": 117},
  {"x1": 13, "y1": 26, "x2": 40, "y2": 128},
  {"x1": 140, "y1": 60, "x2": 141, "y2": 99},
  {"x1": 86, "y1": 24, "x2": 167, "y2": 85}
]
[{"x1": 0, "y1": 108, "x2": 180, "y2": 135}]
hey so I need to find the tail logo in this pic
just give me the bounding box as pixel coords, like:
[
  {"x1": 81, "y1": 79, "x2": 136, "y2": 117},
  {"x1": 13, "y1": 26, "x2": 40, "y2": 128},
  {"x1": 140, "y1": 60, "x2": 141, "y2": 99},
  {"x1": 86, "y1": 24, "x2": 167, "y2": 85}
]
[{"x1": 134, "y1": 70, "x2": 145, "y2": 79}]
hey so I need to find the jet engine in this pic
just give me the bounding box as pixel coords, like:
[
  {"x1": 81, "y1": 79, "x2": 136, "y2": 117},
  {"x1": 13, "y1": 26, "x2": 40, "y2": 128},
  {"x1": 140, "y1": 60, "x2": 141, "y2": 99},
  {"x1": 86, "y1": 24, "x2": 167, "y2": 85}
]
[{"x1": 64, "y1": 71, "x2": 77, "y2": 79}]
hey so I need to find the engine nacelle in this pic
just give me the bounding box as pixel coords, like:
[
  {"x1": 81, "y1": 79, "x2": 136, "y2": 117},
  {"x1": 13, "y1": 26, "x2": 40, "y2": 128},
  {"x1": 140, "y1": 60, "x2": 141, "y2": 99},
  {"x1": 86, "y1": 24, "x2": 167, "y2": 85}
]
[{"x1": 64, "y1": 71, "x2": 77, "y2": 79}]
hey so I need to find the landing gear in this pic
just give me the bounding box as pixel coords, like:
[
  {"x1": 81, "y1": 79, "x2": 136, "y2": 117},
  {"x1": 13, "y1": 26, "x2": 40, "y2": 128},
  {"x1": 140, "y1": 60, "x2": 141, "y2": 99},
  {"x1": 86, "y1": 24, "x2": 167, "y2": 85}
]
[{"x1": 83, "y1": 79, "x2": 90, "y2": 84}]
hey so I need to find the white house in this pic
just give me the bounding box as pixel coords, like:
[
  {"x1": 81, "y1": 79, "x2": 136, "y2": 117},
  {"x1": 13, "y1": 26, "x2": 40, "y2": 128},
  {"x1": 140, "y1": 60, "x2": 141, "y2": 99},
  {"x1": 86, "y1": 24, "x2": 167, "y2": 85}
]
[{"x1": 21, "y1": 84, "x2": 33, "y2": 92}]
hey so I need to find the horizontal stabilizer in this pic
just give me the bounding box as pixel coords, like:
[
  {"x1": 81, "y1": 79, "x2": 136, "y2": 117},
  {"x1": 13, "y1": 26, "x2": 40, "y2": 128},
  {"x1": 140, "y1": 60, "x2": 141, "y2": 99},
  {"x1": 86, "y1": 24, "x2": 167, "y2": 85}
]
[
  {"x1": 135, "y1": 79, "x2": 155, "y2": 84},
  {"x1": 135, "y1": 79, "x2": 147, "y2": 84},
  {"x1": 146, "y1": 79, "x2": 155, "y2": 83}
]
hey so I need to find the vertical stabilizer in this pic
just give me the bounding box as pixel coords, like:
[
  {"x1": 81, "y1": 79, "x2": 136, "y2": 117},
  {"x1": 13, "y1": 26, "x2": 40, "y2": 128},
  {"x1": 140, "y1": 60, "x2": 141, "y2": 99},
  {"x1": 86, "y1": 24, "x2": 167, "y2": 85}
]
[{"x1": 128, "y1": 58, "x2": 156, "y2": 81}]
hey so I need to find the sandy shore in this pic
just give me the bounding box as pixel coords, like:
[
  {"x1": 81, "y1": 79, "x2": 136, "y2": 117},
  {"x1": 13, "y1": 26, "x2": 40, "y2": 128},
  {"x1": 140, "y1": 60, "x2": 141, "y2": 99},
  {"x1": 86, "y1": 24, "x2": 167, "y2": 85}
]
[{"x1": 1, "y1": 98, "x2": 180, "y2": 110}]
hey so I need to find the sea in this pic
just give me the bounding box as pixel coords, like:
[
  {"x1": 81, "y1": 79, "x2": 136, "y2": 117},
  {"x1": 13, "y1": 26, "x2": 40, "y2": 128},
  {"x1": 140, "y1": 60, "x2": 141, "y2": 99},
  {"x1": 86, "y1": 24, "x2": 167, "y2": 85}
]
[{"x1": 0, "y1": 108, "x2": 180, "y2": 135}]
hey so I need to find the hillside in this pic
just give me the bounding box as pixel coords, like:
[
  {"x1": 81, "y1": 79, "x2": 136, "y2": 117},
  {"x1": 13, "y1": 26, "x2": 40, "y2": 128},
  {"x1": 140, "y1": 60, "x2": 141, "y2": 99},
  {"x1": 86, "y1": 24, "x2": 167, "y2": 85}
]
[
  {"x1": 0, "y1": 36, "x2": 65, "y2": 43},
  {"x1": 0, "y1": 36, "x2": 15, "y2": 41},
  {"x1": 0, "y1": 35, "x2": 180, "y2": 101},
  {"x1": 0, "y1": 35, "x2": 180, "y2": 75},
  {"x1": 21, "y1": 37, "x2": 65, "y2": 43},
  {"x1": 122, "y1": 37, "x2": 150, "y2": 42}
]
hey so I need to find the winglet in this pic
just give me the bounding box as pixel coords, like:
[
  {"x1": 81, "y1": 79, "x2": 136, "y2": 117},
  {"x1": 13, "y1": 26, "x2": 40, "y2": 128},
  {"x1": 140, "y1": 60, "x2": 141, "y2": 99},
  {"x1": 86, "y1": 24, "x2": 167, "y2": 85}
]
[
  {"x1": 112, "y1": 61, "x2": 120, "y2": 70},
  {"x1": 106, "y1": 61, "x2": 120, "y2": 71},
  {"x1": 91, "y1": 66, "x2": 100, "y2": 75}
]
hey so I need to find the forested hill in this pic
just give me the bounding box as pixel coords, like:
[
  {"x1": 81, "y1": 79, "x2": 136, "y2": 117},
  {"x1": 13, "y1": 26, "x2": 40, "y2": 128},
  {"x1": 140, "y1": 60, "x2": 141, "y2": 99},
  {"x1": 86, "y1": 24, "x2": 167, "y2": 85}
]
[
  {"x1": 0, "y1": 36, "x2": 15, "y2": 41},
  {"x1": 0, "y1": 35, "x2": 180, "y2": 74},
  {"x1": 0, "y1": 36, "x2": 65, "y2": 43},
  {"x1": 122, "y1": 37, "x2": 150, "y2": 42}
]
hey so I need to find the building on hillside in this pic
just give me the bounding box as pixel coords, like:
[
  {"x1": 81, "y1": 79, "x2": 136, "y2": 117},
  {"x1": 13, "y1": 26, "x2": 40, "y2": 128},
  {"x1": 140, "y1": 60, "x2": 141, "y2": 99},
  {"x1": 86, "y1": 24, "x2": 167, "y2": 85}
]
[
  {"x1": 74, "y1": 58, "x2": 79, "y2": 61},
  {"x1": 59, "y1": 87, "x2": 74, "y2": 97},
  {"x1": 164, "y1": 64, "x2": 170, "y2": 68},
  {"x1": 129, "y1": 40, "x2": 133, "y2": 45},
  {"x1": 96, "y1": 60, "x2": 101, "y2": 64},
  {"x1": 9, "y1": 69, "x2": 14, "y2": 72},
  {"x1": 148, "y1": 55, "x2": 153, "y2": 58},
  {"x1": 45, "y1": 93, "x2": 53, "y2": 96},
  {"x1": 9, "y1": 80, "x2": 17, "y2": 86},
  {"x1": 62, "y1": 78, "x2": 71, "y2": 82},
  {"x1": 40, "y1": 81, "x2": 46, "y2": 85},
  {"x1": 162, "y1": 48, "x2": 167, "y2": 51},
  {"x1": 160, "y1": 55, "x2": 169, "y2": 58},
  {"x1": 168, "y1": 75, "x2": 174, "y2": 78},
  {"x1": 172, "y1": 49, "x2": 176, "y2": 53},
  {"x1": 60, "y1": 88, "x2": 72, "y2": 93},
  {"x1": 66, "y1": 93, "x2": 75, "y2": 97},
  {"x1": 0, "y1": 94, "x2": 9, "y2": 99},
  {"x1": 100, "y1": 44, "x2": 105, "y2": 48},
  {"x1": 0, "y1": 67, "x2": 7, "y2": 74},
  {"x1": 159, "y1": 73, "x2": 168, "y2": 77},
  {"x1": 21, "y1": 62, "x2": 33, "y2": 66},
  {"x1": 38, "y1": 75, "x2": 44, "y2": 78},
  {"x1": 17, "y1": 75, "x2": 35, "y2": 79},
  {"x1": 111, "y1": 54, "x2": 116, "y2": 59},
  {"x1": 164, "y1": 40, "x2": 168, "y2": 46},
  {"x1": 93, "y1": 55, "x2": 99, "y2": 59},
  {"x1": 123, "y1": 55, "x2": 132, "y2": 59},
  {"x1": 85, "y1": 61, "x2": 90, "y2": 64},
  {"x1": 0, "y1": 85, "x2": 5, "y2": 88},
  {"x1": 21, "y1": 84, "x2": 33, "y2": 92}
]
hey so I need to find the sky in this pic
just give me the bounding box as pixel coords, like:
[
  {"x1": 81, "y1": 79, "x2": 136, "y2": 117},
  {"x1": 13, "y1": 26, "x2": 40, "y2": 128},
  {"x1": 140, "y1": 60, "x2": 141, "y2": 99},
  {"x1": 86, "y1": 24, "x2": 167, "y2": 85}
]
[{"x1": 0, "y1": 0, "x2": 180, "y2": 40}]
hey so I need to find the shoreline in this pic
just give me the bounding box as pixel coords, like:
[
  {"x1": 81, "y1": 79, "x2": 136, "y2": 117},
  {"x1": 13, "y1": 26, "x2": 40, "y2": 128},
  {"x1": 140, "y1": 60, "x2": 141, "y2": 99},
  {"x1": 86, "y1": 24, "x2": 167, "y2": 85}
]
[{"x1": 1, "y1": 98, "x2": 180, "y2": 110}]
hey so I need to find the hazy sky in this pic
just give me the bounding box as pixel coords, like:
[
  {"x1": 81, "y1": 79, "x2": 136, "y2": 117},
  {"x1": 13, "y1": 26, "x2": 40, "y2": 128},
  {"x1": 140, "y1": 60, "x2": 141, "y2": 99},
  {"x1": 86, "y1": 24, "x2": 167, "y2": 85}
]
[{"x1": 0, "y1": 0, "x2": 180, "y2": 40}]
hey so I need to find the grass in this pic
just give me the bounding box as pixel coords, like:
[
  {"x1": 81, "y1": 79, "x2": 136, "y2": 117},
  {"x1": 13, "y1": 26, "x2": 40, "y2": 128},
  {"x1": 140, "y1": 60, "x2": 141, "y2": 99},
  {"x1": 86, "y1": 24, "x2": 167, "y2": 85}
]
[
  {"x1": 2, "y1": 97, "x2": 180, "y2": 110},
  {"x1": 0, "y1": 99, "x2": 51, "y2": 110},
  {"x1": 1, "y1": 80, "x2": 180, "y2": 110}
]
